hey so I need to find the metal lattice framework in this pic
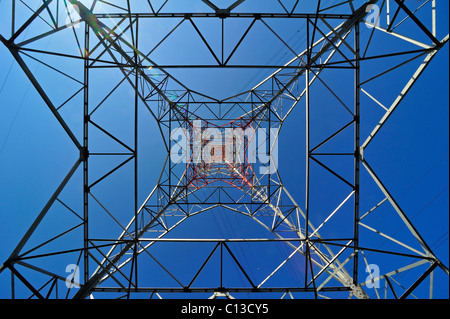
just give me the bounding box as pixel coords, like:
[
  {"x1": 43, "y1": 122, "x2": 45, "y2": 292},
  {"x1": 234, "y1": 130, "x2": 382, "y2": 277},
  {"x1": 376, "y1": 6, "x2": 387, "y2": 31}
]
[{"x1": 0, "y1": 0, "x2": 448, "y2": 299}]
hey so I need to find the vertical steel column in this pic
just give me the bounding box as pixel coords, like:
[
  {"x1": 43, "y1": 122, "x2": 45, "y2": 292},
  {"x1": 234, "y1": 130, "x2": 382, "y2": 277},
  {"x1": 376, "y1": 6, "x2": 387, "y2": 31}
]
[
  {"x1": 125, "y1": 0, "x2": 139, "y2": 294},
  {"x1": 304, "y1": 17, "x2": 311, "y2": 290},
  {"x1": 10, "y1": 270, "x2": 15, "y2": 299},
  {"x1": 168, "y1": 103, "x2": 172, "y2": 200},
  {"x1": 133, "y1": 16, "x2": 139, "y2": 294},
  {"x1": 353, "y1": 23, "x2": 361, "y2": 285},
  {"x1": 11, "y1": 0, "x2": 15, "y2": 37},
  {"x1": 83, "y1": 22, "x2": 90, "y2": 285},
  {"x1": 432, "y1": 0, "x2": 436, "y2": 37}
]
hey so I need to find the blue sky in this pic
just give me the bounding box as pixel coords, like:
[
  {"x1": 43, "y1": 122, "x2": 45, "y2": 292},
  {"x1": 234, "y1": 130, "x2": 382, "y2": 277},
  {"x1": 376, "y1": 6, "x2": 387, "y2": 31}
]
[{"x1": 0, "y1": 0, "x2": 448, "y2": 299}]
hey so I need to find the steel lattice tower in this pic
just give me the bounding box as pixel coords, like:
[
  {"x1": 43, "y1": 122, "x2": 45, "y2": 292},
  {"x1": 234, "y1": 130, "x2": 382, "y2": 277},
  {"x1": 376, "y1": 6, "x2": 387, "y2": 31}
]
[{"x1": 0, "y1": 0, "x2": 448, "y2": 300}]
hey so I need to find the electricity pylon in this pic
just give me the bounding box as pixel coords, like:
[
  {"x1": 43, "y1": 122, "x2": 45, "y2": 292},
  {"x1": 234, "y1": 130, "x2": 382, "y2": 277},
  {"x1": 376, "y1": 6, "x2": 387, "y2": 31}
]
[{"x1": 0, "y1": 0, "x2": 448, "y2": 299}]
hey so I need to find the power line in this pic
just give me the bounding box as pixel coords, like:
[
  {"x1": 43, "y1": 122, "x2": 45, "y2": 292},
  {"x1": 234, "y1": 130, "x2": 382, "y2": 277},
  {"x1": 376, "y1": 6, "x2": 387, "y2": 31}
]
[
  {"x1": 0, "y1": 59, "x2": 14, "y2": 94},
  {"x1": 0, "y1": 27, "x2": 53, "y2": 157}
]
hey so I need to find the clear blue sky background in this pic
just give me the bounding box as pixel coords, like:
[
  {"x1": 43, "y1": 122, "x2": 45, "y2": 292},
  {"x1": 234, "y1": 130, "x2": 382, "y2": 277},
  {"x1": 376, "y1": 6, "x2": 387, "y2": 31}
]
[{"x1": 0, "y1": 0, "x2": 448, "y2": 299}]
